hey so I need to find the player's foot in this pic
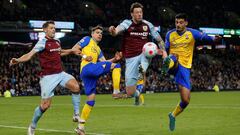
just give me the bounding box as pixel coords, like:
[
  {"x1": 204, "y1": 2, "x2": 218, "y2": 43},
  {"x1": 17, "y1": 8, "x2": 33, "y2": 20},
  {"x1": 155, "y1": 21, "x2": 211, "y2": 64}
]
[
  {"x1": 73, "y1": 114, "x2": 80, "y2": 122},
  {"x1": 161, "y1": 56, "x2": 171, "y2": 75},
  {"x1": 168, "y1": 112, "x2": 176, "y2": 131},
  {"x1": 75, "y1": 126, "x2": 85, "y2": 135},
  {"x1": 112, "y1": 92, "x2": 128, "y2": 99},
  {"x1": 27, "y1": 125, "x2": 35, "y2": 135},
  {"x1": 134, "y1": 96, "x2": 140, "y2": 106}
]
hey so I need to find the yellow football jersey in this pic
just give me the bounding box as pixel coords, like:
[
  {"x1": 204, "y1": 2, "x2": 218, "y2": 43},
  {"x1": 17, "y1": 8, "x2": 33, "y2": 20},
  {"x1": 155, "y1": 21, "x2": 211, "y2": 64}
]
[
  {"x1": 165, "y1": 28, "x2": 214, "y2": 68},
  {"x1": 78, "y1": 36, "x2": 103, "y2": 71}
]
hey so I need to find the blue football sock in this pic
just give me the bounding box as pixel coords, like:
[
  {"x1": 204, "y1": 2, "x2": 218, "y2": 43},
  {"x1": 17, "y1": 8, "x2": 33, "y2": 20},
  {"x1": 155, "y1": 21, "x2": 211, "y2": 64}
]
[
  {"x1": 72, "y1": 93, "x2": 80, "y2": 115},
  {"x1": 31, "y1": 106, "x2": 45, "y2": 128}
]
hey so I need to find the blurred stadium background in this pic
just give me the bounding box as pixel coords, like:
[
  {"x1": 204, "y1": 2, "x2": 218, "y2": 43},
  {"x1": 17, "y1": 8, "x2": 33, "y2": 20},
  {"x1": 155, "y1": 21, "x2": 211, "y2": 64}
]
[{"x1": 0, "y1": 0, "x2": 240, "y2": 135}]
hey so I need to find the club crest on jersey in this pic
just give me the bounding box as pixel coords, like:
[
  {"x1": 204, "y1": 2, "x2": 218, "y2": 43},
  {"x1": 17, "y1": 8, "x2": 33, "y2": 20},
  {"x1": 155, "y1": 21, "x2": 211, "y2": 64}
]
[
  {"x1": 186, "y1": 34, "x2": 189, "y2": 39},
  {"x1": 143, "y1": 26, "x2": 148, "y2": 31}
]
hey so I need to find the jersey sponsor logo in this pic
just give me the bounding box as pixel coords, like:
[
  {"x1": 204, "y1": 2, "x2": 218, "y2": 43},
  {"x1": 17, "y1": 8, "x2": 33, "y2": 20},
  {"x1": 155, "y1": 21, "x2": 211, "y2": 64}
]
[
  {"x1": 130, "y1": 32, "x2": 149, "y2": 37},
  {"x1": 143, "y1": 26, "x2": 148, "y2": 31},
  {"x1": 50, "y1": 47, "x2": 61, "y2": 52},
  {"x1": 80, "y1": 38, "x2": 85, "y2": 43}
]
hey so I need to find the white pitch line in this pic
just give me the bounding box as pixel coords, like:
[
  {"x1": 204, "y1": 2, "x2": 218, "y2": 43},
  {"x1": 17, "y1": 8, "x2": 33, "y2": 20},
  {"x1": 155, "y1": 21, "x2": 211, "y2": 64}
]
[
  {"x1": 0, "y1": 102, "x2": 240, "y2": 109},
  {"x1": 0, "y1": 125, "x2": 109, "y2": 135}
]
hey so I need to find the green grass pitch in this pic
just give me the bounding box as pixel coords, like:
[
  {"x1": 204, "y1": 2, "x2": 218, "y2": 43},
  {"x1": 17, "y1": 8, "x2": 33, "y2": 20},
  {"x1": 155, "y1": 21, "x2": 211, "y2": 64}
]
[{"x1": 0, "y1": 91, "x2": 240, "y2": 135}]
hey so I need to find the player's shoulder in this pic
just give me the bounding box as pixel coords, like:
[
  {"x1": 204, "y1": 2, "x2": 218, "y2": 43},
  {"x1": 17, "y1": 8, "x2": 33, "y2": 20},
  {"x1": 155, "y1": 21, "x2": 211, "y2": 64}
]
[
  {"x1": 121, "y1": 19, "x2": 132, "y2": 24},
  {"x1": 37, "y1": 37, "x2": 47, "y2": 44},
  {"x1": 166, "y1": 28, "x2": 176, "y2": 36},
  {"x1": 186, "y1": 27, "x2": 200, "y2": 34},
  {"x1": 79, "y1": 36, "x2": 91, "y2": 44},
  {"x1": 53, "y1": 38, "x2": 60, "y2": 43},
  {"x1": 78, "y1": 36, "x2": 91, "y2": 48},
  {"x1": 142, "y1": 19, "x2": 153, "y2": 27}
]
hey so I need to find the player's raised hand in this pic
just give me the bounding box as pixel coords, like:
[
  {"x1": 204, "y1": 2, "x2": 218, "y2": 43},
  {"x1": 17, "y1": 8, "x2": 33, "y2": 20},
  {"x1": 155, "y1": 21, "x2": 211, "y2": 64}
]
[
  {"x1": 114, "y1": 51, "x2": 123, "y2": 61},
  {"x1": 9, "y1": 58, "x2": 19, "y2": 66},
  {"x1": 109, "y1": 26, "x2": 116, "y2": 35}
]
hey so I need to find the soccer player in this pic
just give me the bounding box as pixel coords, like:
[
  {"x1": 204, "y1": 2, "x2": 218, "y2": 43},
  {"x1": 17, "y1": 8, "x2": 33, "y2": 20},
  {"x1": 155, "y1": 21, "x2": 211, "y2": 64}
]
[
  {"x1": 162, "y1": 13, "x2": 221, "y2": 131},
  {"x1": 72, "y1": 25, "x2": 122, "y2": 135},
  {"x1": 9, "y1": 21, "x2": 85, "y2": 135},
  {"x1": 109, "y1": 2, "x2": 167, "y2": 105}
]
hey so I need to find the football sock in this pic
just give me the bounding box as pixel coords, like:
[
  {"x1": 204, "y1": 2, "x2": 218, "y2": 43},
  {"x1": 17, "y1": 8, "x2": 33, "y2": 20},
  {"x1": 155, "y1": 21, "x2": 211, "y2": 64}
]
[
  {"x1": 72, "y1": 93, "x2": 80, "y2": 115},
  {"x1": 31, "y1": 106, "x2": 45, "y2": 128},
  {"x1": 80, "y1": 100, "x2": 95, "y2": 127},
  {"x1": 172, "y1": 101, "x2": 188, "y2": 117},
  {"x1": 139, "y1": 94, "x2": 144, "y2": 104},
  {"x1": 112, "y1": 63, "x2": 121, "y2": 92}
]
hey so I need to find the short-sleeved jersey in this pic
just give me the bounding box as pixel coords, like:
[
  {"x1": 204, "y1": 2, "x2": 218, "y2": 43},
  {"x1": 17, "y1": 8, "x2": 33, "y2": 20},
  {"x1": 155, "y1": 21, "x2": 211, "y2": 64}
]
[
  {"x1": 165, "y1": 28, "x2": 214, "y2": 68},
  {"x1": 118, "y1": 19, "x2": 160, "y2": 58},
  {"x1": 33, "y1": 37, "x2": 62, "y2": 75},
  {"x1": 77, "y1": 36, "x2": 103, "y2": 71}
]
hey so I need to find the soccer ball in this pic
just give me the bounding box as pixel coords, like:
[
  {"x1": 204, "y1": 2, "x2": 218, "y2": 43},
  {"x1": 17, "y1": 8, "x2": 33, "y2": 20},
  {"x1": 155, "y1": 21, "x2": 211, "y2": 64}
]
[{"x1": 142, "y1": 42, "x2": 158, "y2": 58}]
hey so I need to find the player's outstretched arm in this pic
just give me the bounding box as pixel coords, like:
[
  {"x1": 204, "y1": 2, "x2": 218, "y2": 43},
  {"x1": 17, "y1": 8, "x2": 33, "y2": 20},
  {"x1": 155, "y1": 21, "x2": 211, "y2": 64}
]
[
  {"x1": 71, "y1": 43, "x2": 93, "y2": 61},
  {"x1": 60, "y1": 48, "x2": 81, "y2": 56},
  {"x1": 9, "y1": 49, "x2": 37, "y2": 66},
  {"x1": 100, "y1": 51, "x2": 122, "y2": 63},
  {"x1": 109, "y1": 25, "x2": 125, "y2": 37}
]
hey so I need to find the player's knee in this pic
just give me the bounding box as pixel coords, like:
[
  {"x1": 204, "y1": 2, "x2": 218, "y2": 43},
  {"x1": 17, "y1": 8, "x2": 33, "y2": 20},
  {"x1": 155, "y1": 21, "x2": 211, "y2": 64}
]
[
  {"x1": 182, "y1": 98, "x2": 190, "y2": 105},
  {"x1": 86, "y1": 100, "x2": 95, "y2": 107},
  {"x1": 72, "y1": 84, "x2": 80, "y2": 92},
  {"x1": 126, "y1": 88, "x2": 135, "y2": 96},
  {"x1": 41, "y1": 102, "x2": 51, "y2": 111}
]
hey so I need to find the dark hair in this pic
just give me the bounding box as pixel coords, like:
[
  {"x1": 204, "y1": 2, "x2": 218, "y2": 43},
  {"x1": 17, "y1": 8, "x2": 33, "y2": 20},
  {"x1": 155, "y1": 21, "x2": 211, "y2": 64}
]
[
  {"x1": 42, "y1": 20, "x2": 55, "y2": 28},
  {"x1": 91, "y1": 25, "x2": 103, "y2": 32},
  {"x1": 175, "y1": 13, "x2": 188, "y2": 21},
  {"x1": 130, "y1": 2, "x2": 143, "y2": 13}
]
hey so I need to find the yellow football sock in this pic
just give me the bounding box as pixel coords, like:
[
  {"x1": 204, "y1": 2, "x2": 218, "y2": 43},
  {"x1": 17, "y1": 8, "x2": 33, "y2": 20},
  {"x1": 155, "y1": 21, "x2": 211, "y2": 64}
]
[
  {"x1": 169, "y1": 59, "x2": 175, "y2": 69},
  {"x1": 172, "y1": 103, "x2": 183, "y2": 117},
  {"x1": 139, "y1": 94, "x2": 144, "y2": 104},
  {"x1": 112, "y1": 68, "x2": 121, "y2": 91},
  {"x1": 80, "y1": 104, "x2": 93, "y2": 126}
]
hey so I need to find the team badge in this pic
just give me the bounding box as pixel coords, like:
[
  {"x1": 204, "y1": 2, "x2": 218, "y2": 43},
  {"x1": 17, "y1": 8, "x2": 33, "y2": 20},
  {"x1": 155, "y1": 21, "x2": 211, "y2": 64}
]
[
  {"x1": 186, "y1": 34, "x2": 189, "y2": 39},
  {"x1": 143, "y1": 26, "x2": 148, "y2": 31}
]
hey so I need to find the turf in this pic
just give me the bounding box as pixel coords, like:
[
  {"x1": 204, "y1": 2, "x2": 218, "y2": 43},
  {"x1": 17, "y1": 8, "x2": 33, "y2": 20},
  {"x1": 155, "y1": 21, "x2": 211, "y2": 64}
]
[{"x1": 0, "y1": 91, "x2": 240, "y2": 135}]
